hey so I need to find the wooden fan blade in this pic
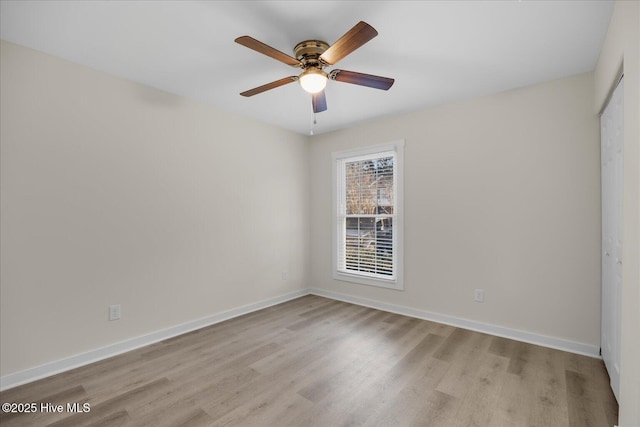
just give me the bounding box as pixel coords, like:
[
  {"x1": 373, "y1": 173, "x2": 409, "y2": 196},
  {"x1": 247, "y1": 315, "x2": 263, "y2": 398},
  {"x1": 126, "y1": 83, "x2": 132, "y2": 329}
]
[
  {"x1": 240, "y1": 76, "x2": 298, "y2": 97},
  {"x1": 235, "y1": 36, "x2": 302, "y2": 67},
  {"x1": 312, "y1": 90, "x2": 327, "y2": 113},
  {"x1": 329, "y1": 69, "x2": 394, "y2": 90},
  {"x1": 319, "y1": 21, "x2": 378, "y2": 65}
]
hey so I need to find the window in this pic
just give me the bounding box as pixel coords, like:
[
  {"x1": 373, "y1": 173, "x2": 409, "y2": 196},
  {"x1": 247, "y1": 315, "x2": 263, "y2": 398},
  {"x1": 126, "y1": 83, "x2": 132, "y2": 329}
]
[{"x1": 333, "y1": 141, "x2": 404, "y2": 290}]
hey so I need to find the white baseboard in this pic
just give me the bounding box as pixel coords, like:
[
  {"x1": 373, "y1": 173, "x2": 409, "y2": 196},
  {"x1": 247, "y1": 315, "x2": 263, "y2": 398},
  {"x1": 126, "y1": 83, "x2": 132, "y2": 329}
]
[
  {"x1": 1, "y1": 286, "x2": 600, "y2": 391},
  {"x1": 308, "y1": 288, "x2": 601, "y2": 358},
  {"x1": 0, "y1": 289, "x2": 309, "y2": 391}
]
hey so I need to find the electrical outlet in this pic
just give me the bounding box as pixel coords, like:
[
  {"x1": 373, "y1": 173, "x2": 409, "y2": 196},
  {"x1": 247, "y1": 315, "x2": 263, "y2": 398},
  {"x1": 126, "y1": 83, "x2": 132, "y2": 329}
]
[
  {"x1": 109, "y1": 304, "x2": 121, "y2": 321},
  {"x1": 281, "y1": 271, "x2": 288, "y2": 281},
  {"x1": 474, "y1": 289, "x2": 484, "y2": 303}
]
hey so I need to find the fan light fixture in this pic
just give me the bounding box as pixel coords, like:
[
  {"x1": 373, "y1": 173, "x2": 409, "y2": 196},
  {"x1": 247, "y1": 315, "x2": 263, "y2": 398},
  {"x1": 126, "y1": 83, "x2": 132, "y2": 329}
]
[{"x1": 299, "y1": 68, "x2": 327, "y2": 94}]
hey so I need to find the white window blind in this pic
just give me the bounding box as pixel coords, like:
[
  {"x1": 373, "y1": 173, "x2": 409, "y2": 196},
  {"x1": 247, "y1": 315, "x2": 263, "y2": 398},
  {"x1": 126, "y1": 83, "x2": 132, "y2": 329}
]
[{"x1": 333, "y1": 142, "x2": 404, "y2": 290}]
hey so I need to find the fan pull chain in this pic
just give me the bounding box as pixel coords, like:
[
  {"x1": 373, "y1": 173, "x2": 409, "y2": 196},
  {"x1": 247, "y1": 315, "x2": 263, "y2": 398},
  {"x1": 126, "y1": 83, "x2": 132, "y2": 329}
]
[{"x1": 309, "y1": 112, "x2": 317, "y2": 135}]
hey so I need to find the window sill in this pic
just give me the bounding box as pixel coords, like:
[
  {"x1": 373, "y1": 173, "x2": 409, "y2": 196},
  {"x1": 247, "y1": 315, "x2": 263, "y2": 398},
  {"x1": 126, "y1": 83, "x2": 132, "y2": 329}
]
[{"x1": 333, "y1": 271, "x2": 404, "y2": 291}]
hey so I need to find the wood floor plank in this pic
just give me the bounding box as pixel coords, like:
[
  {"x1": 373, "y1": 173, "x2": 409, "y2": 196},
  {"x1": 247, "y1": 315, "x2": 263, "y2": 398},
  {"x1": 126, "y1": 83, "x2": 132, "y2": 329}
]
[
  {"x1": 303, "y1": 316, "x2": 442, "y2": 412},
  {"x1": 210, "y1": 390, "x2": 314, "y2": 427},
  {"x1": 312, "y1": 333, "x2": 447, "y2": 426},
  {"x1": 84, "y1": 410, "x2": 131, "y2": 427},
  {"x1": 432, "y1": 328, "x2": 477, "y2": 362},
  {"x1": 362, "y1": 357, "x2": 453, "y2": 427},
  {"x1": 249, "y1": 306, "x2": 386, "y2": 376},
  {"x1": 450, "y1": 352, "x2": 509, "y2": 426},
  {"x1": 492, "y1": 342, "x2": 569, "y2": 427},
  {"x1": 566, "y1": 370, "x2": 611, "y2": 427},
  {"x1": 0, "y1": 295, "x2": 617, "y2": 427},
  {"x1": 492, "y1": 371, "x2": 533, "y2": 427},
  {"x1": 434, "y1": 331, "x2": 492, "y2": 398},
  {"x1": 408, "y1": 390, "x2": 459, "y2": 427},
  {"x1": 529, "y1": 347, "x2": 571, "y2": 427},
  {"x1": 46, "y1": 378, "x2": 170, "y2": 427}
]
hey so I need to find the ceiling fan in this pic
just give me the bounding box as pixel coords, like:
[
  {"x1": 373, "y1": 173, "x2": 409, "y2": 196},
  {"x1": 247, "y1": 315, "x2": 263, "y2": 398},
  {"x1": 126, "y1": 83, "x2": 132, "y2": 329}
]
[{"x1": 235, "y1": 21, "x2": 394, "y2": 113}]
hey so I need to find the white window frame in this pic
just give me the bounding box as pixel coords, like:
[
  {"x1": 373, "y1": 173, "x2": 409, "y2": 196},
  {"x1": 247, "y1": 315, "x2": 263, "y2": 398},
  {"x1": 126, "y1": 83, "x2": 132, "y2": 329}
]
[{"x1": 332, "y1": 140, "x2": 404, "y2": 290}]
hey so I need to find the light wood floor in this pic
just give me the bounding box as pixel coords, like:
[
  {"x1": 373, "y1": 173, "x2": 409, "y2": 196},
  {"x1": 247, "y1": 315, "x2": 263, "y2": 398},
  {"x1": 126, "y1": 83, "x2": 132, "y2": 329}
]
[{"x1": 0, "y1": 295, "x2": 617, "y2": 427}]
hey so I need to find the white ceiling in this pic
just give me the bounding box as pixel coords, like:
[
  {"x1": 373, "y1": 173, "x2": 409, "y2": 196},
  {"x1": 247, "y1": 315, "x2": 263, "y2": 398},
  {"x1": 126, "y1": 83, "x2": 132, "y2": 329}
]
[{"x1": 0, "y1": 1, "x2": 613, "y2": 135}]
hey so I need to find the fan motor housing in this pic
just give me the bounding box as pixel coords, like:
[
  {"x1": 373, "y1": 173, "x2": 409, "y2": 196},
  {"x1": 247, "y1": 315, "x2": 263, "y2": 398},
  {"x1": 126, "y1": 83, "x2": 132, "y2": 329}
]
[{"x1": 294, "y1": 40, "x2": 329, "y2": 67}]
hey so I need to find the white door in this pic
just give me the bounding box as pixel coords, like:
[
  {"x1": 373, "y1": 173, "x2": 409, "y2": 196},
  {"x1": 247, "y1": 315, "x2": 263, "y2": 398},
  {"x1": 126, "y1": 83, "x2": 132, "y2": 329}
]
[{"x1": 600, "y1": 77, "x2": 623, "y2": 402}]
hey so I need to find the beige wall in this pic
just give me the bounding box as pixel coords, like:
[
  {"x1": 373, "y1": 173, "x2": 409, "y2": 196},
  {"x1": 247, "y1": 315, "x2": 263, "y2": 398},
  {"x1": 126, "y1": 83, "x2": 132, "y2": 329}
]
[
  {"x1": 309, "y1": 72, "x2": 601, "y2": 349},
  {"x1": 0, "y1": 41, "x2": 309, "y2": 376},
  {"x1": 594, "y1": 2, "x2": 640, "y2": 425}
]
